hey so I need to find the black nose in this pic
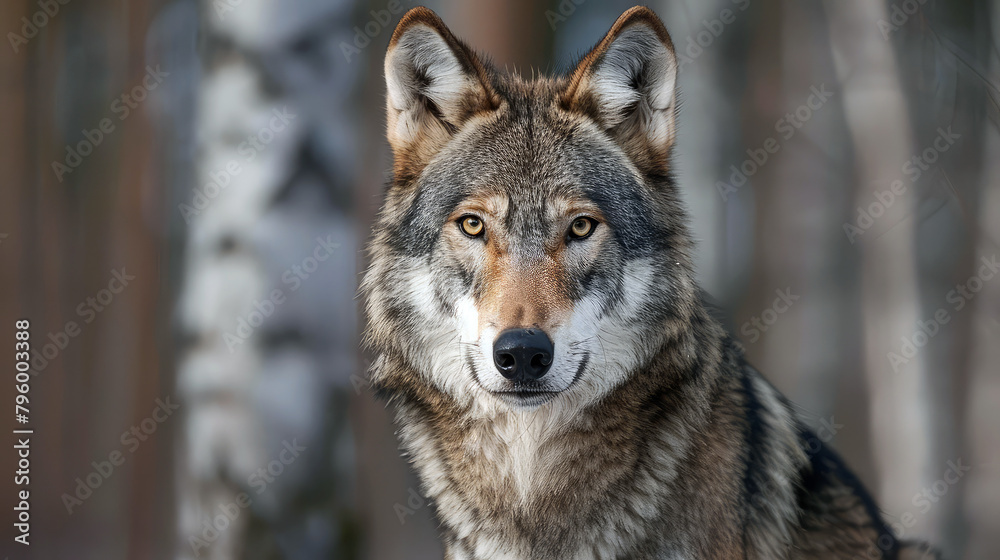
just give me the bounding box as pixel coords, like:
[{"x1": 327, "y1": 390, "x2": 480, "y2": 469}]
[{"x1": 493, "y1": 328, "x2": 554, "y2": 382}]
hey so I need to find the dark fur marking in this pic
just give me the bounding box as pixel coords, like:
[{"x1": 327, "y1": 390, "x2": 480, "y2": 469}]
[
  {"x1": 740, "y1": 366, "x2": 770, "y2": 553},
  {"x1": 796, "y1": 427, "x2": 901, "y2": 558}
]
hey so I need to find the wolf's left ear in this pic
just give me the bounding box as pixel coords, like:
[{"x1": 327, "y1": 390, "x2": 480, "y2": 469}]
[
  {"x1": 385, "y1": 7, "x2": 498, "y2": 167},
  {"x1": 562, "y1": 7, "x2": 678, "y2": 171}
]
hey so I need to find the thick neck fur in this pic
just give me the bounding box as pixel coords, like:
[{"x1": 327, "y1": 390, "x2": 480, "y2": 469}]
[{"x1": 373, "y1": 301, "x2": 768, "y2": 559}]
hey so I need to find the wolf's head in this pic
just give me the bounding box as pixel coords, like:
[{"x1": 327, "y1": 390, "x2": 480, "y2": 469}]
[{"x1": 364, "y1": 7, "x2": 698, "y2": 413}]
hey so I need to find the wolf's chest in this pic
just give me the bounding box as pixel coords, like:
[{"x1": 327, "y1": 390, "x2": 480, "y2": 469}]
[{"x1": 403, "y1": 413, "x2": 693, "y2": 559}]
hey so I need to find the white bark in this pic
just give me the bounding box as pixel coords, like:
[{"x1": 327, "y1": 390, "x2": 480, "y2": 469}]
[{"x1": 175, "y1": 0, "x2": 360, "y2": 558}]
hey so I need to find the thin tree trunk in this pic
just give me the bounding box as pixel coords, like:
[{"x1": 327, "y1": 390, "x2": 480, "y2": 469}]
[
  {"x1": 963, "y1": 5, "x2": 1000, "y2": 557},
  {"x1": 824, "y1": 0, "x2": 932, "y2": 535},
  {"x1": 658, "y1": 0, "x2": 743, "y2": 304},
  {"x1": 890, "y1": 0, "x2": 992, "y2": 552},
  {"x1": 737, "y1": 0, "x2": 863, "y2": 459}
]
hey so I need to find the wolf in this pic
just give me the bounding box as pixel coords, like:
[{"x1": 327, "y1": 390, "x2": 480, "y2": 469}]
[{"x1": 362, "y1": 6, "x2": 941, "y2": 559}]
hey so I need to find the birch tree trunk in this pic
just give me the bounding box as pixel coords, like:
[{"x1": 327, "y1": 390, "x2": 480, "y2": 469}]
[{"x1": 174, "y1": 0, "x2": 361, "y2": 558}]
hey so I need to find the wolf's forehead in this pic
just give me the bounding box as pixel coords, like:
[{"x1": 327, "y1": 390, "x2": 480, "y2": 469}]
[
  {"x1": 456, "y1": 190, "x2": 600, "y2": 221},
  {"x1": 390, "y1": 107, "x2": 662, "y2": 256},
  {"x1": 412, "y1": 115, "x2": 596, "y2": 210},
  {"x1": 442, "y1": 108, "x2": 626, "y2": 193},
  {"x1": 432, "y1": 128, "x2": 609, "y2": 227}
]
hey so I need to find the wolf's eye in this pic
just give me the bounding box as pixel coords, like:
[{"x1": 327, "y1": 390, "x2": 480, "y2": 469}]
[
  {"x1": 568, "y1": 217, "x2": 596, "y2": 239},
  {"x1": 459, "y1": 215, "x2": 485, "y2": 237}
]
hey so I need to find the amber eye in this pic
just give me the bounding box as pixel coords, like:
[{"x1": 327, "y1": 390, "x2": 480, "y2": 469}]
[
  {"x1": 459, "y1": 215, "x2": 485, "y2": 237},
  {"x1": 568, "y1": 217, "x2": 596, "y2": 239}
]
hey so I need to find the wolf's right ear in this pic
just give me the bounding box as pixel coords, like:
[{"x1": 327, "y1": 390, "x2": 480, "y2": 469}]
[
  {"x1": 385, "y1": 7, "x2": 498, "y2": 166},
  {"x1": 562, "y1": 7, "x2": 678, "y2": 173}
]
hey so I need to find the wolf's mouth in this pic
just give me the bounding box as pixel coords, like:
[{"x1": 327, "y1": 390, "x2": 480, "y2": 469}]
[
  {"x1": 486, "y1": 352, "x2": 590, "y2": 407},
  {"x1": 493, "y1": 388, "x2": 558, "y2": 396},
  {"x1": 490, "y1": 390, "x2": 559, "y2": 407},
  {"x1": 488, "y1": 378, "x2": 559, "y2": 406},
  {"x1": 470, "y1": 349, "x2": 591, "y2": 409},
  {"x1": 499, "y1": 380, "x2": 552, "y2": 393}
]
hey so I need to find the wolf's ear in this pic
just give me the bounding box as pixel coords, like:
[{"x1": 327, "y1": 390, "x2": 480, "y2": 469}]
[
  {"x1": 385, "y1": 7, "x2": 498, "y2": 166},
  {"x1": 562, "y1": 7, "x2": 678, "y2": 171}
]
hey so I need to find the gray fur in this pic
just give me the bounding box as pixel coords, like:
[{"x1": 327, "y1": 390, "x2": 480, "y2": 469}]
[{"x1": 363, "y1": 6, "x2": 942, "y2": 559}]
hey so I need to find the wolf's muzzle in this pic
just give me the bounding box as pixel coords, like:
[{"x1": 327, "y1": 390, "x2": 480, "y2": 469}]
[{"x1": 492, "y1": 328, "x2": 554, "y2": 382}]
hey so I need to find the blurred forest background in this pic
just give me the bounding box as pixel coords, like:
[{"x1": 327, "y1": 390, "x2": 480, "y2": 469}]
[{"x1": 1, "y1": 0, "x2": 999, "y2": 558}]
